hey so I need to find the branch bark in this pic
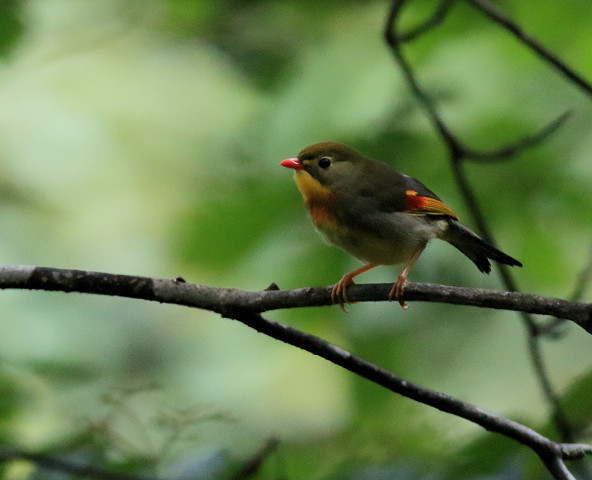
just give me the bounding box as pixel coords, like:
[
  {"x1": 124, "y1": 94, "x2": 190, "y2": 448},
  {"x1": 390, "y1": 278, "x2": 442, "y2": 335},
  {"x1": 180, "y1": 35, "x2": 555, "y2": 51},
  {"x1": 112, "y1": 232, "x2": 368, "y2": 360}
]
[{"x1": 0, "y1": 265, "x2": 590, "y2": 332}]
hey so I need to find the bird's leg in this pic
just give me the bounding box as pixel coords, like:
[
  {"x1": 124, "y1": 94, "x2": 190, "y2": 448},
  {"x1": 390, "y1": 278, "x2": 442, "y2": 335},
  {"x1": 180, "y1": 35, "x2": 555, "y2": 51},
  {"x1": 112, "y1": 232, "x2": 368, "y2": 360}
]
[
  {"x1": 389, "y1": 241, "x2": 427, "y2": 310},
  {"x1": 332, "y1": 264, "x2": 378, "y2": 312}
]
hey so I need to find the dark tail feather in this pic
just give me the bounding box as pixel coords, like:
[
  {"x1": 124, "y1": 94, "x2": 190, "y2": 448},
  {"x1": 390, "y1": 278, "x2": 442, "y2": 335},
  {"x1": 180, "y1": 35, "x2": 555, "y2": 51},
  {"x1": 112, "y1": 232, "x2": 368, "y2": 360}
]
[{"x1": 444, "y1": 219, "x2": 522, "y2": 274}]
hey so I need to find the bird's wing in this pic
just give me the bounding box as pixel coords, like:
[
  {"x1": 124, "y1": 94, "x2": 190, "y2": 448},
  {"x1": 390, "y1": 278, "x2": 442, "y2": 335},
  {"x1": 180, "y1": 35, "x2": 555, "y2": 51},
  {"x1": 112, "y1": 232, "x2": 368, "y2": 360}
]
[
  {"x1": 351, "y1": 162, "x2": 459, "y2": 220},
  {"x1": 401, "y1": 175, "x2": 459, "y2": 220}
]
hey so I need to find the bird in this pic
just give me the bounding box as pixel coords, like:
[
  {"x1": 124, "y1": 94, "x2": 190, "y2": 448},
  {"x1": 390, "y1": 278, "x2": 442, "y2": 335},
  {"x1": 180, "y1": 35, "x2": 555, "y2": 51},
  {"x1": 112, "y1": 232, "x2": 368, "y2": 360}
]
[{"x1": 280, "y1": 141, "x2": 522, "y2": 310}]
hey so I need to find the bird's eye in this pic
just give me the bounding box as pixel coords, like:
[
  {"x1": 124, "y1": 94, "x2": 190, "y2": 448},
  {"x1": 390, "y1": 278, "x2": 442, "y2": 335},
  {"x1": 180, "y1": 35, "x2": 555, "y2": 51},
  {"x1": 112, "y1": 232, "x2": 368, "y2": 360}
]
[{"x1": 318, "y1": 157, "x2": 331, "y2": 169}]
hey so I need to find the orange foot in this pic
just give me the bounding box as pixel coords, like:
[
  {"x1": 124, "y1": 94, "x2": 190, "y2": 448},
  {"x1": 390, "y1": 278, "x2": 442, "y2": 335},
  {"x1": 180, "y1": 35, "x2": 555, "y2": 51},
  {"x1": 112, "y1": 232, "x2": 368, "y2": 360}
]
[
  {"x1": 330, "y1": 264, "x2": 378, "y2": 313},
  {"x1": 388, "y1": 273, "x2": 409, "y2": 310},
  {"x1": 331, "y1": 272, "x2": 357, "y2": 313}
]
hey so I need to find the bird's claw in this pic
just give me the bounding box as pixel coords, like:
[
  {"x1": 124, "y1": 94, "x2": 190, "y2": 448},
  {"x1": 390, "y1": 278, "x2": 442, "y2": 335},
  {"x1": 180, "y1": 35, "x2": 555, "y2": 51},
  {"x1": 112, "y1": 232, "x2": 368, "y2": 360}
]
[
  {"x1": 331, "y1": 273, "x2": 357, "y2": 313},
  {"x1": 388, "y1": 274, "x2": 409, "y2": 310}
]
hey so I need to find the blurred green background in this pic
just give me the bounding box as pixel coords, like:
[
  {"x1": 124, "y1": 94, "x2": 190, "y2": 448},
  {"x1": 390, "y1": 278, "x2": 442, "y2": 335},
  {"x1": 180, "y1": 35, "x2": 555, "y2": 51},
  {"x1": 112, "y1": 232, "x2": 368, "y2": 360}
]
[{"x1": 0, "y1": 0, "x2": 591, "y2": 478}]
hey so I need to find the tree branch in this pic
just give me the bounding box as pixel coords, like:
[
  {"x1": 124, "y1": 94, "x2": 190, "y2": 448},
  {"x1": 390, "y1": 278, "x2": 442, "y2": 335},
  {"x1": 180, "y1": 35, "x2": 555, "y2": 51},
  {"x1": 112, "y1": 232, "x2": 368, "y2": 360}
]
[
  {"x1": 0, "y1": 265, "x2": 590, "y2": 332},
  {"x1": 0, "y1": 265, "x2": 591, "y2": 478},
  {"x1": 226, "y1": 311, "x2": 592, "y2": 480}
]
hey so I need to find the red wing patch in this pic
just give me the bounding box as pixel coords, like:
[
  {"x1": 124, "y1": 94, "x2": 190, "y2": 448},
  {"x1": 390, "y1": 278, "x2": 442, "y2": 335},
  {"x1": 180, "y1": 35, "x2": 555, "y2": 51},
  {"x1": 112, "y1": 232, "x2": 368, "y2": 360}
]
[{"x1": 405, "y1": 190, "x2": 459, "y2": 220}]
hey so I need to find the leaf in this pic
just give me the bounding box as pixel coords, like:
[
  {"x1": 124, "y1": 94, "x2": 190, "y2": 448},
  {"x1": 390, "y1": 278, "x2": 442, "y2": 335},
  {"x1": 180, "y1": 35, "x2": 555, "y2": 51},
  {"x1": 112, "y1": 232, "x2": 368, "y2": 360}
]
[{"x1": 0, "y1": 2, "x2": 23, "y2": 57}]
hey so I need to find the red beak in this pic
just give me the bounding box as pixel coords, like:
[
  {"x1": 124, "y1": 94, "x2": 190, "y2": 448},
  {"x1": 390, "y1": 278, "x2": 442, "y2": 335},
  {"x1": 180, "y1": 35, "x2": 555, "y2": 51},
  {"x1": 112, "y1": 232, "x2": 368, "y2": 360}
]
[{"x1": 280, "y1": 158, "x2": 304, "y2": 170}]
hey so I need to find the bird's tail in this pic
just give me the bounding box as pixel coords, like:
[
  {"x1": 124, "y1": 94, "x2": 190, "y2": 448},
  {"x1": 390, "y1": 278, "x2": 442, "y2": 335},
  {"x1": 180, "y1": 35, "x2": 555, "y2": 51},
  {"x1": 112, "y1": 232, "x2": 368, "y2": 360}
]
[{"x1": 443, "y1": 219, "x2": 522, "y2": 273}]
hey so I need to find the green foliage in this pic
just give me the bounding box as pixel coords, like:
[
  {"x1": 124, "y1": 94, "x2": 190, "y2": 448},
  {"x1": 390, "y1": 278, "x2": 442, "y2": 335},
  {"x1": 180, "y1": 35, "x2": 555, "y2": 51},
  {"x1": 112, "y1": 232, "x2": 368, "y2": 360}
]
[
  {"x1": 560, "y1": 370, "x2": 592, "y2": 435},
  {"x1": 176, "y1": 182, "x2": 287, "y2": 272},
  {"x1": 0, "y1": 1, "x2": 591, "y2": 479},
  {"x1": 0, "y1": 1, "x2": 22, "y2": 57},
  {"x1": 0, "y1": 368, "x2": 25, "y2": 440}
]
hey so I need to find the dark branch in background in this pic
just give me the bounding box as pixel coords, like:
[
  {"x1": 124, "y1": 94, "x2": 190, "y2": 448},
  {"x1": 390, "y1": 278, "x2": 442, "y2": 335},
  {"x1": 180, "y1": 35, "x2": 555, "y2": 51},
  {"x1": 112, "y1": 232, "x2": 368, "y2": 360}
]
[
  {"x1": 464, "y1": 111, "x2": 571, "y2": 163},
  {"x1": 0, "y1": 439, "x2": 281, "y2": 480},
  {"x1": 395, "y1": 0, "x2": 454, "y2": 43},
  {"x1": 230, "y1": 312, "x2": 592, "y2": 480},
  {"x1": 384, "y1": 0, "x2": 592, "y2": 476},
  {"x1": 467, "y1": 0, "x2": 592, "y2": 96},
  {"x1": 540, "y1": 244, "x2": 592, "y2": 337},
  {"x1": 231, "y1": 438, "x2": 280, "y2": 480},
  {"x1": 569, "y1": 244, "x2": 592, "y2": 304},
  {"x1": 0, "y1": 265, "x2": 590, "y2": 480},
  {"x1": 0, "y1": 446, "x2": 158, "y2": 480}
]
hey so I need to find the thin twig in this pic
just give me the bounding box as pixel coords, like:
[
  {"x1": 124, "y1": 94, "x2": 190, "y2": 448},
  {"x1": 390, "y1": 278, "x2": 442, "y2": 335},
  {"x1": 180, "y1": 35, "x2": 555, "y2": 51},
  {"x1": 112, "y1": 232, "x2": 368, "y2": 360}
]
[
  {"x1": 231, "y1": 438, "x2": 280, "y2": 480},
  {"x1": 539, "y1": 244, "x2": 592, "y2": 336},
  {"x1": 571, "y1": 244, "x2": 592, "y2": 303},
  {"x1": 396, "y1": 0, "x2": 456, "y2": 43},
  {"x1": 384, "y1": 0, "x2": 460, "y2": 151},
  {"x1": 466, "y1": 0, "x2": 592, "y2": 96},
  {"x1": 465, "y1": 111, "x2": 572, "y2": 162},
  {"x1": 0, "y1": 446, "x2": 159, "y2": 480}
]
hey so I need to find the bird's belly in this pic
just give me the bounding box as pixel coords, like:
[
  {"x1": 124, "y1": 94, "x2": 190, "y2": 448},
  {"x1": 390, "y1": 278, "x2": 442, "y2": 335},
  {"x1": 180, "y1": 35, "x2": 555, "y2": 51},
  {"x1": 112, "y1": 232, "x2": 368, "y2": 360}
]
[
  {"x1": 327, "y1": 231, "x2": 416, "y2": 265},
  {"x1": 314, "y1": 212, "x2": 447, "y2": 265}
]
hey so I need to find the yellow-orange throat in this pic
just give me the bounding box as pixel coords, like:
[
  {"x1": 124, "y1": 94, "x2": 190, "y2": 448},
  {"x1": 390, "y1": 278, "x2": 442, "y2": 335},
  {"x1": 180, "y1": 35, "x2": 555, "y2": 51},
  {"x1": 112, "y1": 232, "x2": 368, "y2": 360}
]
[{"x1": 293, "y1": 170, "x2": 338, "y2": 229}]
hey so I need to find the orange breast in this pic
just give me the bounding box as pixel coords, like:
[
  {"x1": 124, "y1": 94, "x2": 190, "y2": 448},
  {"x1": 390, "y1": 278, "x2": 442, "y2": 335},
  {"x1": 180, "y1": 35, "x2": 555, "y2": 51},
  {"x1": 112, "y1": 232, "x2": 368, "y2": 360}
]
[
  {"x1": 309, "y1": 201, "x2": 338, "y2": 229},
  {"x1": 294, "y1": 171, "x2": 339, "y2": 230}
]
